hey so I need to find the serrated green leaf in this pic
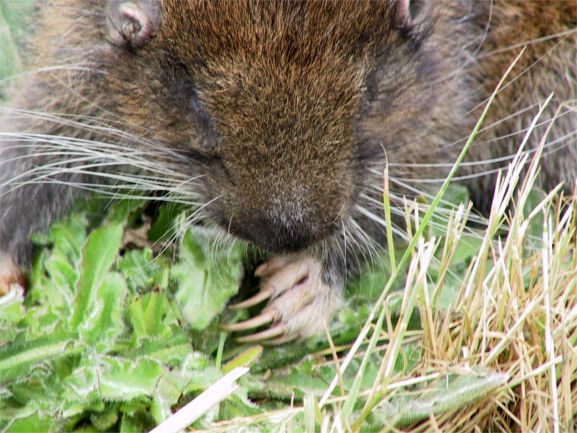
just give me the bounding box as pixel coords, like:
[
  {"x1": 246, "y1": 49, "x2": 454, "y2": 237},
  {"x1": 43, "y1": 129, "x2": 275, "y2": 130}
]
[
  {"x1": 172, "y1": 227, "x2": 243, "y2": 330},
  {"x1": 69, "y1": 223, "x2": 123, "y2": 330},
  {"x1": 368, "y1": 372, "x2": 508, "y2": 428},
  {"x1": 43, "y1": 253, "x2": 79, "y2": 303},
  {"x1": 46, "y1": 213, "x2": 90, "y2": 264},
  {"x1": 99, "y1": 357, "x2": 165, "y2": 401},
  {"x1": 0, "y1": 331, "x2": 79, "y2": 383},
  {"x1": 64, "y1": 357, "x2": 167, "y2": 403},
  {"x1": 62, "y1": 365, "x2": 99, "y2": 404},
  {"x1": 123, "y1": 338, "x2": 192, "y2": 366},
  {"x1": 89, "y1": 407, "x2": 118, "y2": 431},
  {"x1": 119, "y1": 414, "x2": 145, "y2": 433},
  {"x1": 9, "y1": 374, "x2": 61, "y2": 409},
  {"x1": 128, "y1": 292, "x2": 172, "y2": 339},
  {"x1": 79, "y1": 272, "x2": 128, "y2": 350},
  {"x1": 150, "y1": 371, "x2": 184, "y2": 424},
  {"x1": 105, "y1": 199, "x2": 147, "y2": 225},
  {"x1": 182, "y1": 366, "x2": 221, "y2": 395},
  {"x1": 1, "y1": 412, "x2": 55, "y2": 433},
  {"x1": 118, "y1": 248, "x2": 167, "y2": 293}
]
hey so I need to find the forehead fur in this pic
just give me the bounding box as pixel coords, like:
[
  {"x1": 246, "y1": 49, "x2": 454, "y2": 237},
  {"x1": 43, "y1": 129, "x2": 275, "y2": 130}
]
[{"x1": 158, "y1": 0, "x2": 397, "y2": 65}]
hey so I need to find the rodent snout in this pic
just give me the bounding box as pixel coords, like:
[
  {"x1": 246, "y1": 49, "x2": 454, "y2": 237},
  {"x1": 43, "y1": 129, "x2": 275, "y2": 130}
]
[
  {"x1": 230, "y1": 210, "x2": 333, "y2": 253},
  {"x1": 226, "y1": 186, "x2": 341, "y2": 253}
]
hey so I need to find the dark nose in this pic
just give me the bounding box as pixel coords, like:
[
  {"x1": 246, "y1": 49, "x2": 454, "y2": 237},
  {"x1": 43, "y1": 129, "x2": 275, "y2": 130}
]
[{"x1": 233, "y1": 213, "x2": 324, "y2": 253}]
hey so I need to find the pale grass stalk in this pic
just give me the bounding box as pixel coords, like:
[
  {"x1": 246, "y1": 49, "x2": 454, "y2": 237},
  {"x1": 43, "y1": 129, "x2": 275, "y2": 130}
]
[
  {"x1": 542, "y1": 215, "x2": 560, "y2": 433},
  {"x1": 430, "y1": 203, "x2": 471, "y2": 308},
  {"x1": 148, "y1": 367, "x2": 248, "y2": 433},
  {"x1": 383, "y1": 162, "x2": 397, "y2": 273},
  {"x1": 483, "y1": 295, "x2": 544, "y2": 365},
  {"x1": 507, "y1": 356, "x2": 564, "y2": 389},
  {"x1": 362, "y1": 237, "x2": 437, "y2": 412},
  {"x1": 463, "y1": 93, "x2": 553, "y2": 301}
]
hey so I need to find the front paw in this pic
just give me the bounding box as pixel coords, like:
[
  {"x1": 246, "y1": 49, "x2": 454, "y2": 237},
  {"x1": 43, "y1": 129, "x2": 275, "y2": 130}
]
[
  {"x1": 223, "y1": 254, "x2": 344, "y2": 344},
  {"x1": 0, "y1": 253, "x2": 25, "y2": 296}
]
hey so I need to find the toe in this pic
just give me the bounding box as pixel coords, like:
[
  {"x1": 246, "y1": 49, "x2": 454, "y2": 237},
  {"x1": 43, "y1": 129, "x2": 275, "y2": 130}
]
[
  {"x1": 263, "y1": 333, "x2": 299, "y2": 345},
  {"x1": 235, "y1": 324, "x2": 288, "y2": 343},
  {"x1": 225, "y1": 254, "x2": 343, "y2": 343},
  {"x1": 220, "y1": 311, "x2": 275, "y2": 331},
  {"x1": 261, "y1": 257, "x2": 318, "y2": 298},
  {"x1": 228, "y1": 288, "x2": 273, "y2": 310},
  {"x1": 254, "y1": 256, "x2": 294, "y2": 277}
]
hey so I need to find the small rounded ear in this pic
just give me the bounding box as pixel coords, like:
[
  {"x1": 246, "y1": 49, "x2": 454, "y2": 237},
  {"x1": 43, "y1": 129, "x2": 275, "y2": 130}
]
[
  {"x1": 393, "y1": 0, "x2": 428, "y2": 28},
  {"x1": 107, "y1": 0, "x2": 161, "y2": 50}
]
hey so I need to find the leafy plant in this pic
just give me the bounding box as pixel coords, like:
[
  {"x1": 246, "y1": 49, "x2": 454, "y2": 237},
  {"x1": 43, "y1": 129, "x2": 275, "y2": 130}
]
[{"x1": 0, "y1": 199, "x2": 248, "y2": 432}]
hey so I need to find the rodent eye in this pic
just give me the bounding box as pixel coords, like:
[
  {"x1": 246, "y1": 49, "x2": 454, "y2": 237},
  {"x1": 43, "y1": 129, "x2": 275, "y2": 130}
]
[
  {"x1": 106, "y1": 0, "x2": 161, "y2": 50},
  {"x1": 169, "y1": 64, "x2": 218, "y2": 147}
]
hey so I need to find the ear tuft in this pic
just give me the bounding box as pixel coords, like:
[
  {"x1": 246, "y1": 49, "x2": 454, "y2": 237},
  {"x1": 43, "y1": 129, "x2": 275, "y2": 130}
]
[
  {"x1": 107, "y1": 1, "x2": 161, "y2": 50},
  {"x1": 393, "y1": 0, "x2": 427, "y2": 29}
]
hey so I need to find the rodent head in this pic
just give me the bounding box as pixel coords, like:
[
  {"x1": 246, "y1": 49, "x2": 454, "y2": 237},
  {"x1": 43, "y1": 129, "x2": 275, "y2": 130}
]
[{"x1": 54, "y1": 0, "x2": 468, "y2": 254}]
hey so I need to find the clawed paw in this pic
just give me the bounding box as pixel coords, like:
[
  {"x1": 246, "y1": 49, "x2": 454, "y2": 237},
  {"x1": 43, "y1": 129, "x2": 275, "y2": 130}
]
[{"x1": 222, "y1": 254, "x2": 342, "y2": 344}]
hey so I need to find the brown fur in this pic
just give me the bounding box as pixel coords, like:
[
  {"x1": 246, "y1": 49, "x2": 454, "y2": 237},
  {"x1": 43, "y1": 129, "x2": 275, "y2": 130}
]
[{"x1": 468, "y1": 1, "x2": 577, "y2": 208}]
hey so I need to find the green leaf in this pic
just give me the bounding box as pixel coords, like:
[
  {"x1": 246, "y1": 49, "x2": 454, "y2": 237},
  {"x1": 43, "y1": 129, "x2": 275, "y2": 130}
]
[
  {"x1": 43, "y1": 253, "x2": 79, "y2": 302},
  {"x1": 118, "y1": 248, "x2": 168, "y2": 293},
  {"x1": 449, "y1": 234, "x2": 484, "y2": 266},
  {"x1": 0, "y1": 331, "x2": 79, "y2": 383},
  {"x1": 46, "y1": 213, "x2": 90, "y2": 264},
  {"x1": 69, "y1": 223, "x2": 123, "y2": 330},
  {"x1": 150, "y1": 372, "x2": 185, "y2": 424},
  {"x1": 123, "y1": 338, "x2": 192, "y2": 366},
  {"x1": 64, "y1": 357, "x2": 167, "y2": 403},
  {"x1": 106, "y1": 199, "x2": 147, "y2": 225},
  {"x1": 128, "y1": 292, "x2": 172, "y2": 340},
  {"x1": 223, "y1": 345, "x2": 263, "y2": 373},
  {"x1": 346, "y1": 251, "x2": 404, "y2": 301},
  {"x1": 89, "y1": 407, "x2": 119, "y2": 431},
  {"x1": 172, "y1": 227, "x2": 244, "y2": 330},
  {"x1": 1, "y1": 412, "x2": 55, "y2": 433},
  {"x1": 440, "y1": 184, "x2": 470, "y2": 207},
  {"x1": 148, "y1": 204, "x2": 184, "y2": 243},
  {"x1": 99, "y1": 357, "x2": 166, "y2": 401},
  {"x1": 62, "y1": 365, "x2": 100, "y2": 404},
  {"x1": 78, "y1": 272, "x2": 128, "y2": 350},
  {"x1": 119, "y1": 414, "x2": 146, "y2": 433},
  {"x1": 367, "y1": 372, "x2": 508, "y2": 428}
]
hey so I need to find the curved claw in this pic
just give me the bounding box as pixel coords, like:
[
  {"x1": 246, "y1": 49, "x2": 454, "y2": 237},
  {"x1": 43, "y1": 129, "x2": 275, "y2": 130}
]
[
  {"x1": 220, "y1": 311, "x2": 275, "y2": 332},
  {"x1": 229, "y1": 288, "x2": 273, "y2": 310},
  {"x1": 254, "y1": 256, "x2": 292, "y2": 278},
  {"x1": 263, "y1": 333, "x2": 299, "y2": 345},
  {"x1": 254, "y1": 262, "x2": 270, "y2": 277},
  {"x1": 235, "y1": 324, "x2": 288, "y2": 343}
]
